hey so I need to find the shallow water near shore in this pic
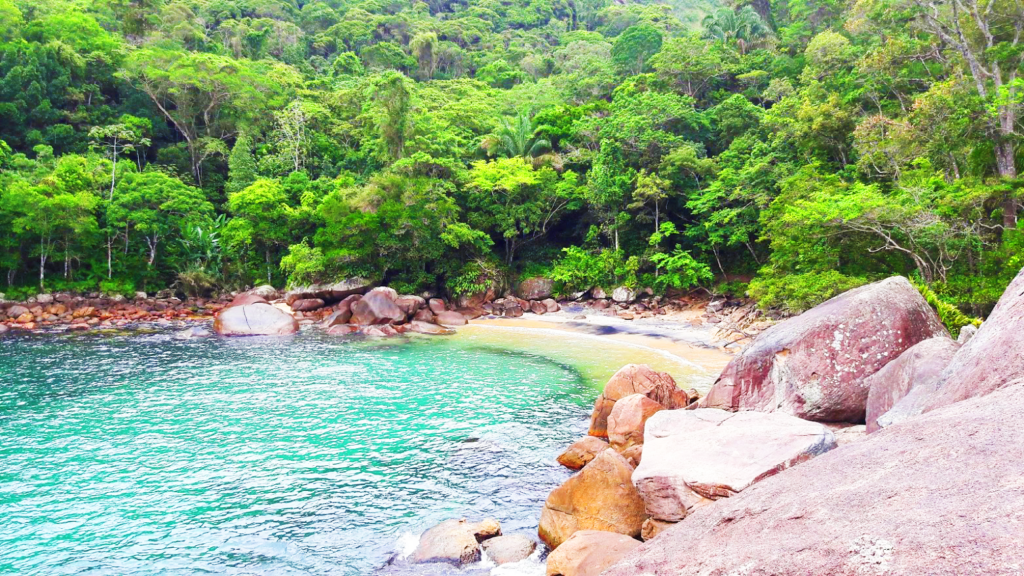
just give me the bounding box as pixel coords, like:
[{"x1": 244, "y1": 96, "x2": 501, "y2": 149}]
[{"x1": 0, "y1": 327, "x2": 717, "y2": 575}]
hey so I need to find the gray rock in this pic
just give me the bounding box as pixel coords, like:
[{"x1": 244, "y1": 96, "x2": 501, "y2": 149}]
[
  {"x1": 410, "y1": 519, "x2": 501, "y2": 566},
  {"x1": 480, "y1": 534, "x2": 535, "y2": 565},
  {"x1": 516, "y1": 277, "x2": 554, "y2": 300},
  {"x1": 956, "y1": 323, "x2": 978, "y2": 344},
  {"x1": 611, "y1": 286, "x2": 636, "y2": 303},
  {"x1": 213, "y1": 303, "x2": 299, "y2": 336},
  {"x1": 36, "y1": 293, "x2": 54, "y2": 304}
]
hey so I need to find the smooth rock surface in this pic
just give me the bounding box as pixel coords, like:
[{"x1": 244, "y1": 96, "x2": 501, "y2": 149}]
[
  {"x1": 516, "y1": 277, "x2": 554, "y2": 300},
  {"x1": 607, "y1": 394, "x2": 663, "y2": 452},
  {"x1": 350, "y1": 292, "x2": 406, "y2": 325},
  {"x1": 589, "y1": 365, "x2": 689, "y2": 438},
  {"x1": 604, "y1": 379, "x2": 1024, "y2": 576},
  {"x1": 410, "y1": 519, "x2": 501, "y2": 566},
  {"x1": 538, "y1": 449, "x2": 646, "y2": 549},
  {"x1": 865, "y1": 336, "x2": 960, "y2": 433},
  {"x1": 214, "y1": 303, "x2": 299, "y2": 336},
  {"x1": 611, "y1": 287, "x2": 635, "y2": 303},
  {"x1": 633, "y1": 409, "x2": 836, "y2": 522},
  {"x1": 290, "y1": 298, "x2": 325, "y2": 312},
  {"x1": 480, "y1": 534, "x2": 536, "y2": 565},
  {"x1": 228, "y1": 293, "x2": 268, "y2": 308},
  {"x1": 701, "y1": 276, "x2": 947, "y2": 422},
  {"x1": 435, "y1": 311, "x2": 467, "y2": 327},
  {"x1": 545, "y1": 530, "x2": 641, "y2": 576},
  {"x1": 924, "y1": 267, "x2": 1024, "y2": 411},
  {"x1": 556, "y1": 436, "x2": 610, "y2": 470}
]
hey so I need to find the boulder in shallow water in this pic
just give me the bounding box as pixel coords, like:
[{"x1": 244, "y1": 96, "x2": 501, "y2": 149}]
[
  {"x1": 633, "y1": 409, "x2": 836, "y2": 522},
  {"x1": 538, "y1": 449, "x2": 647, "y2": 549},
  {"x1": 589, "y1": 365, "x2": 690, "y2": 438},
  {"x1": 607, "y1": 394, "x2": 663, "y2": 452},
  {"x1": 322, "y1": 309, "x2": 352, "y2": 328},
  {"x1": 214, "y1": 303, "x2": 299, "y2": 336},
  {"x1": 410, "y1": 518, "x2": 501, "y2": 566},
  {"x1": 481, "y1": 534, "x2": 536, "y2": 565},
  {"x1": 603, "y1": 379, "x2": 1024, "y2": 576},
  {"x1": 700, "y1": 276, "x2": 947, "y2": 423},
  {"x1": 545, "y1": 530, "x2": 640, "y2": 576},
  {"x1": 557, "y1": 436, "x2": 610, "y2": 470},
  {"x1": 406, "y1": 320, "x2": 450, "y2": 335},
  {"x1": 351, "y1": 292, "x2": 406, "y2": 325},
  {"x1": 865, "y1": 336, "x2": 960, "y2": 433},
  {"x1": 924, "y1": 267, "x2": 1024, "y2": 411}
]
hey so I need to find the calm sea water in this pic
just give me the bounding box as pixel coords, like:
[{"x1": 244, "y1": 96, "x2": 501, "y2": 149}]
[{"x1": 0, "y1": 327, "x2": 713, "y2": 575}]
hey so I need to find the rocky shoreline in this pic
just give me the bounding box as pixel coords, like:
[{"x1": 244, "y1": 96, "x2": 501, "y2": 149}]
[
  {"x1": 391, "y1": 270, "x2": 1024, "y2": 576},
  {"x1": 0, "y1": 276, "x2": 770, "y2": 347}
]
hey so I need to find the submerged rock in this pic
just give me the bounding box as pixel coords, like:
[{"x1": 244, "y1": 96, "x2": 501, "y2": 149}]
[
  {"x1": 603, "y1": 379, "x2": 1024, "y2": 576},
  {"x1": 632, "y1": 409, "x2": 836, "y2": 522},
  {"x1": 538, "y1": 449, "x2": 647, "y2": 549},
  {"x1": 410, "y1": 518, "x2": 501, "y2": 566},
  {"x1": 214, "y1": 303, "x2": 299, "y2": 336},
  {"x1": 545, "y1": 530, "x2": 640, "y2": 576},
  {"x1": 700, "y1": 276, "x2": 947, "y2": 423}
]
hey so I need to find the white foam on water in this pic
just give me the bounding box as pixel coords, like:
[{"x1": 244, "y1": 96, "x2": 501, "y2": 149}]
[
  {"x1": 395, "y1": 531, "x2": 421, "y2": 560},
  {"x1": 487, "y1": 548, "x2": 546, "y2": 576}
]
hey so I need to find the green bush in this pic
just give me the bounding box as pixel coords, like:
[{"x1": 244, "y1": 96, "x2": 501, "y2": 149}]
[
  {"x1": 749, "y1": 270, "x2": 868, "y2": 313},
  {"x1": 911, "y1": 279, "x2": 982, "y2": 339}
]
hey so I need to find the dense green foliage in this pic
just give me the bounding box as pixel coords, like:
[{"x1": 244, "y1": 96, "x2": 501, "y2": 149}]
[{"x1": 0, "y1": 0, "x2": 1021, "y2": 316}]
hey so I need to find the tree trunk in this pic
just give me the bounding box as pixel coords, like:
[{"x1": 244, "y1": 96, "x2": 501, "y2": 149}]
[
  {"x1": 995, "y1": 139, "x2": 1018, "y2": 229},
  {"x1": 109, "y1": 139, "x2": 118, "y2": 201},
  {"x1": 266, "y1": 249, "x2": 272, "y2": 284}
]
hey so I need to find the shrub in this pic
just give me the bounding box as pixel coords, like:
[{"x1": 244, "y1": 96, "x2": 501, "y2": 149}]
[{"x1": 749, "y1": 269, "x2": 868, "y2": 313}]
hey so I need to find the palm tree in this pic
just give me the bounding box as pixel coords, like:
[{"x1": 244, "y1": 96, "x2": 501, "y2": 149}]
[
  {"x1": 481, "y1": 111, "x2": 551, "y2": 159},
  {"x1": 702, "y1": 6, "x2": 772, "y2": 55}
]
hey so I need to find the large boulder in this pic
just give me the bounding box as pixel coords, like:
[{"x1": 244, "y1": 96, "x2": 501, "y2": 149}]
[
  {"x1": 410, "y1": 518, "x2": 501, "y2": 566},
  {"x1": 589, "y1": 365, "x2": 691, "y2": 438},
  {"x1": 227, "y1": 293, "x2": 268, "y2": 308},
  {"x1": 924, "y1": 267, "x2": 1024, "y2": 411},
  {"x1": 285, "y1": 277, "x2": 373, "y2": 305},
  {"x1": 700, "y1": 276, "x2": 947, "y2": 423},
  {"x1": 603, "y1": 379, "x2": 1024, "y2": 576},
  {"x1": 516, "y1": 277, "x2": 554, "y2": 300},
  {"x1": 214, "y1": 303, "x2": 299, "y2": 336},
  {"x1": 538, "y1": 449, "x2": 647, "y2": 549},
  {"x1": 249, "y1": 285, "x2": 279, "y2": 300},
  {"x1": 395, "y1": 295, "x2": 426, "y2": 316},
  {"x1": 290, "y1": 298, "x2": 325, "y2": 312},
  {"x1": 865, "y1": 336, "x2": 960, "y2": 433},
  {"x1": 607, "y1": 394, "x2": 663, "y2": 452},
  {"x1": 632, "y1": 409, "x2": 836, "y2": 522},
  {"x1": 481, "y1": 534, "x2": 536, "y2": 565},
  {"x1": 350, "y1": 292, "x2": 406, "y2": 325},
  {"x1": 435, "y1": 311, "x2": 467, "y2": 327},
  {"x1": 611, "y1": 287, "x2": 636, "y2": 303},
  {"x1": 557, "y1": 436, "x2": 610, "y2": 471},
  {"x1": 545, "y1": 530, "x2": 641, "y2": 576}
]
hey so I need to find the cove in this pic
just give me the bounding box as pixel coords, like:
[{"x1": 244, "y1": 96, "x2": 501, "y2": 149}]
[{"x1": 0, "y1": 328, "x2": 716, "y2": 575}]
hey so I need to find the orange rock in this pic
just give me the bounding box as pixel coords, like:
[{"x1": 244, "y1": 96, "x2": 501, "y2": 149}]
[
  {"x1": 607, "y1": 394, "x2": 664, "y2": 452},
  {"x1": 556, "y1": 436, "x2": 609, "y2": 470},
  {"x1": 538, "y1": 449, "x2": 647, "y2": 549},
  {"x1": 589, "y1": 364, "x2": 688, "y2": 438},
  {"x1": 545, "y1": 530, "x2": 641, "y2": 576}
]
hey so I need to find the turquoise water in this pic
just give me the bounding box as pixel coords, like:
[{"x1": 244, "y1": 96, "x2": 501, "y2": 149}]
[{"x1": 0, "y1": 328, "x2": 712, "y2": 575}]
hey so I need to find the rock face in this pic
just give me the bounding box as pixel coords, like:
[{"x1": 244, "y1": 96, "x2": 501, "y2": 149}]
[
  {"x1": 557, "y1": 436, "x2": 610, "y2": 470},
  {"x1": 285, "y1": 278, "x2": 373, "y2": 304},
  {"x1": 603, "y1": 379, "x2": 1024, "y2": 576},
  {"x1": 480, "y1": 534, "x2": 536, "y2": 565},
  {"x1": 516, "y1": 277, "x2": 554, "y2": 300},
  {"x1": 611, "y1": 287, "x2": 636, "y2": 303},
  {"x1": 633, "y1": 409, "x2": 836, "y2": 522},
  {"x1": 607, "y1": 394, "x2": 664, "y2": 452},
  {"x1": 350, "y1": 292, "x2": 405, "y2": 325},
  {"x1": 700, "y1": 276, "x2": 947, "y2": 423},
  {"x1": 214, "y1": 303, "x2": 300, "y2": 336},
  {"x1": 410, "y1": 519, "x2": 501, "y2": 566},
  {"x1": 864, "y1": 336, "x2": 960, "y2": 433},
  {"x1": 924, "y1": 267, "x2": 1024, "y2": 411},
  {"x1": 538, "y1": 449, "x2": 647, "y2": 549},
  {"x1": 590, "y1": 365, "x2": 690, "y2": 438},
  {"x1": 546, "y1": 530, "x2": 641, "y2": 576}
]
